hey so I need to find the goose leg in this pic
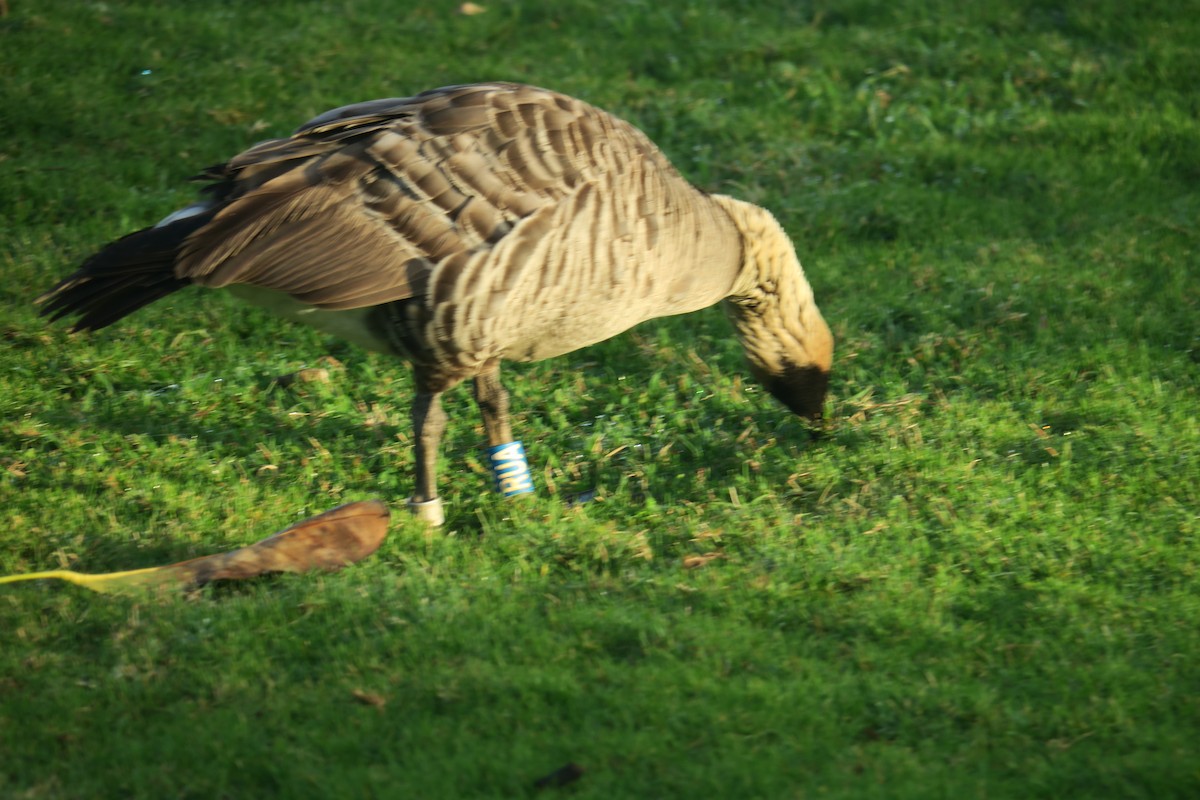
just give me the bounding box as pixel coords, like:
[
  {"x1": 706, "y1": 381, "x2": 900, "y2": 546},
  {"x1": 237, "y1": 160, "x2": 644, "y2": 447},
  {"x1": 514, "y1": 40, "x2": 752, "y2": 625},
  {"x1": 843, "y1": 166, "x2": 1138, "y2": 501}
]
[
  {"x1": 475, "y1": 363, "x2": 535, "y2": 498},
  {"x1": 473, "y1": 364, "x2": 513, "y2": 446},
  {"x1": 408, "y1": 389, "x2": 447, "y2": 525}
]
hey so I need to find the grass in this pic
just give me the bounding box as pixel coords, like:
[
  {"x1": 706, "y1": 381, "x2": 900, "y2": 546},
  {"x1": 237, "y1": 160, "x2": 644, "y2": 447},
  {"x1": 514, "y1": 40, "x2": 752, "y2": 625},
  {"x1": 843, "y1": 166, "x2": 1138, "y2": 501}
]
[{"x1": 2, "y1": 0, "x2": 1198, "y2": 796}]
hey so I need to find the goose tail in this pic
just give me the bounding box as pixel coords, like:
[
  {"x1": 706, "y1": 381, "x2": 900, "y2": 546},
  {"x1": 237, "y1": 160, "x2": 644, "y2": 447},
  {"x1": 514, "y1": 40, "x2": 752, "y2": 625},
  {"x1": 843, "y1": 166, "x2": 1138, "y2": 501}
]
[{"x1": 37, "y1": 206, "x2": 214, "y2": 332}]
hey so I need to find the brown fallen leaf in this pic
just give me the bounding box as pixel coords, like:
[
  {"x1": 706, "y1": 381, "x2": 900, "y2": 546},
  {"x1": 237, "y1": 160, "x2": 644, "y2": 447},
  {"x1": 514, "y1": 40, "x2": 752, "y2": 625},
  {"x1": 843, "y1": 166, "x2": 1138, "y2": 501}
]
[
  {"x1": 457, "y1": 2, "x2": 487, "y2": 14},
  {"x1": 352, "y1": 688, "x2": 387, "y2": 709},
  {"x1": 0, "y1": 500, "x2": 390, "y2": 594},
  {"x1": 275, "y1": 367, "x2": 331, "y2": 387},
  {"x1": 166, "y1": 500, "x2": 390, "y2": 584},
  {"x1": 682, "y1": 552, "x2": 725, "y2": 569},
  {"x1": 316, "y1": 355, "x2": 345, "y2": 371}
]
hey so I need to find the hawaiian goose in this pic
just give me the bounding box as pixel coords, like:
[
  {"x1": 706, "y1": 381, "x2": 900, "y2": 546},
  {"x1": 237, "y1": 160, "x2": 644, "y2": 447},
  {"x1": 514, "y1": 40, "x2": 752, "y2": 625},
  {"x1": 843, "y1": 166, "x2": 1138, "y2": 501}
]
[{"x1": 39, "y1": 82, "x2": 833, "y2": 525}]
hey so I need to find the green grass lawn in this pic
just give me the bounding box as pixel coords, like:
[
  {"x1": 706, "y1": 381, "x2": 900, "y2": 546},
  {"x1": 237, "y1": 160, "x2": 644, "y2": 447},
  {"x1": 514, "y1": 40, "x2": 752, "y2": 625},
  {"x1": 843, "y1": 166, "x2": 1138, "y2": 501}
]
[{"x1": 2, "y1": 0, "x2": 1198, "y2": 796}]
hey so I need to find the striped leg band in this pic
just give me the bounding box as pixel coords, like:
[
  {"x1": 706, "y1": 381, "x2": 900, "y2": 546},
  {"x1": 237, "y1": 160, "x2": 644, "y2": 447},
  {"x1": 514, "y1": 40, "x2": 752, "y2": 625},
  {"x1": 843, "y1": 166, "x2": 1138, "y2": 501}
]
[{"x1": 487, "y1": 440, "x2": 535, "y2": 497}]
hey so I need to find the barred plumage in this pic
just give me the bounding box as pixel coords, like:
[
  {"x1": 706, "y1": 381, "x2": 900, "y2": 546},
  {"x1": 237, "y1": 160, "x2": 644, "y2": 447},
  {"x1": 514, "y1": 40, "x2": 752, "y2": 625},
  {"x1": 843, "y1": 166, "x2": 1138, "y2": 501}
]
[{"x1": 38, "y1": 82, "x2": 833, "y2": 524}]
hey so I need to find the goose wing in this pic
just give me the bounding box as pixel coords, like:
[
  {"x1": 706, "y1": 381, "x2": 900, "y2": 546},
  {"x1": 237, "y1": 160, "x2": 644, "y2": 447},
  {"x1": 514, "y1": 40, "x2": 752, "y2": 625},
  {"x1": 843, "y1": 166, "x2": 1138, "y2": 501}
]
[{"x1": 176, "y1": 82, "x2": 674, "y2": 310}]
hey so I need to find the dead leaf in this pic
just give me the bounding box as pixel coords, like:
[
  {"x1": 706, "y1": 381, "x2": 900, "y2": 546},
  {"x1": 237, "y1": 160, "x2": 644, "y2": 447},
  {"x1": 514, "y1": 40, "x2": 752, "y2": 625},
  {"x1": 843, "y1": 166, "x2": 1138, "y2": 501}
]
[
  {"x1": 683, "y1": 552, "x2": 725, "y2": 569},
  {"x1": 317, "y1": 355, "x2": 346, "y2": 371},
  {"x1": 0, "y1": 500, "x2": 391, "y2": 594},
  {"x1": 166, "y1": 500, "x2": 389, "y2": 585},
  {"x1": 276, "y1": 367, "x2": 330, "y2": 387},
  {"x1": 457, "y1": 2, "x2": 487, "y2": 14},
  {"x1": 352, "y1": 689, "x2": 387, "y2": 709}
]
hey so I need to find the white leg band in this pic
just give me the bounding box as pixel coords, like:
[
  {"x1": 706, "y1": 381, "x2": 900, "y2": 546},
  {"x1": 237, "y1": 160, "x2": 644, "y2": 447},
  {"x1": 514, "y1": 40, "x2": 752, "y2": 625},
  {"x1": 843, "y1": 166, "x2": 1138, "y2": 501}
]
[{"x1": 406, "y1": 496, "x2": 445, "y2": 526}]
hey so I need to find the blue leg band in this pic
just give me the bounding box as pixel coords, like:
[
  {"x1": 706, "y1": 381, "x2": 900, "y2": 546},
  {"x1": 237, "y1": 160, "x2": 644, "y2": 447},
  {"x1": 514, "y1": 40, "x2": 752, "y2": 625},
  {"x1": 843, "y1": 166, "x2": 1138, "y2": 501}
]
[{"x1": 487, "y1": 440, "x2": 535, "y2": 497}]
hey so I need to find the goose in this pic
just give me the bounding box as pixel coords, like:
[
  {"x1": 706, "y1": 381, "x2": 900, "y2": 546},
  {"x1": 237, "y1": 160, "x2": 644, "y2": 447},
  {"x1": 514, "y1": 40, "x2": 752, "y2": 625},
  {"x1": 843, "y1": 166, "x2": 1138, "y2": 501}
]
[{"x1": 38, "y1": 82, "x2": 833, "y2": 526}]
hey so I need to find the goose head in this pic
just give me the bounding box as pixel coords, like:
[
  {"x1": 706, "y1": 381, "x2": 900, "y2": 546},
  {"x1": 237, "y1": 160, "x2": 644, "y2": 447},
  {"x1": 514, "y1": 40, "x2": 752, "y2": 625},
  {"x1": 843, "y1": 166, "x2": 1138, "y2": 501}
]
[{"x1": 713, "y1": 195, "x2": 833, "y2": 423}]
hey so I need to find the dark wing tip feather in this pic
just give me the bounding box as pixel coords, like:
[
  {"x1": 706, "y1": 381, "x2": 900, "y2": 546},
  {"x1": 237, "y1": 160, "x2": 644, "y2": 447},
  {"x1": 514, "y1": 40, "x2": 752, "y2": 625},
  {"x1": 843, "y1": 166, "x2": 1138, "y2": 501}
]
[{"x1": 38, "y1": 213, "x2": 213, "y2": 331}]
